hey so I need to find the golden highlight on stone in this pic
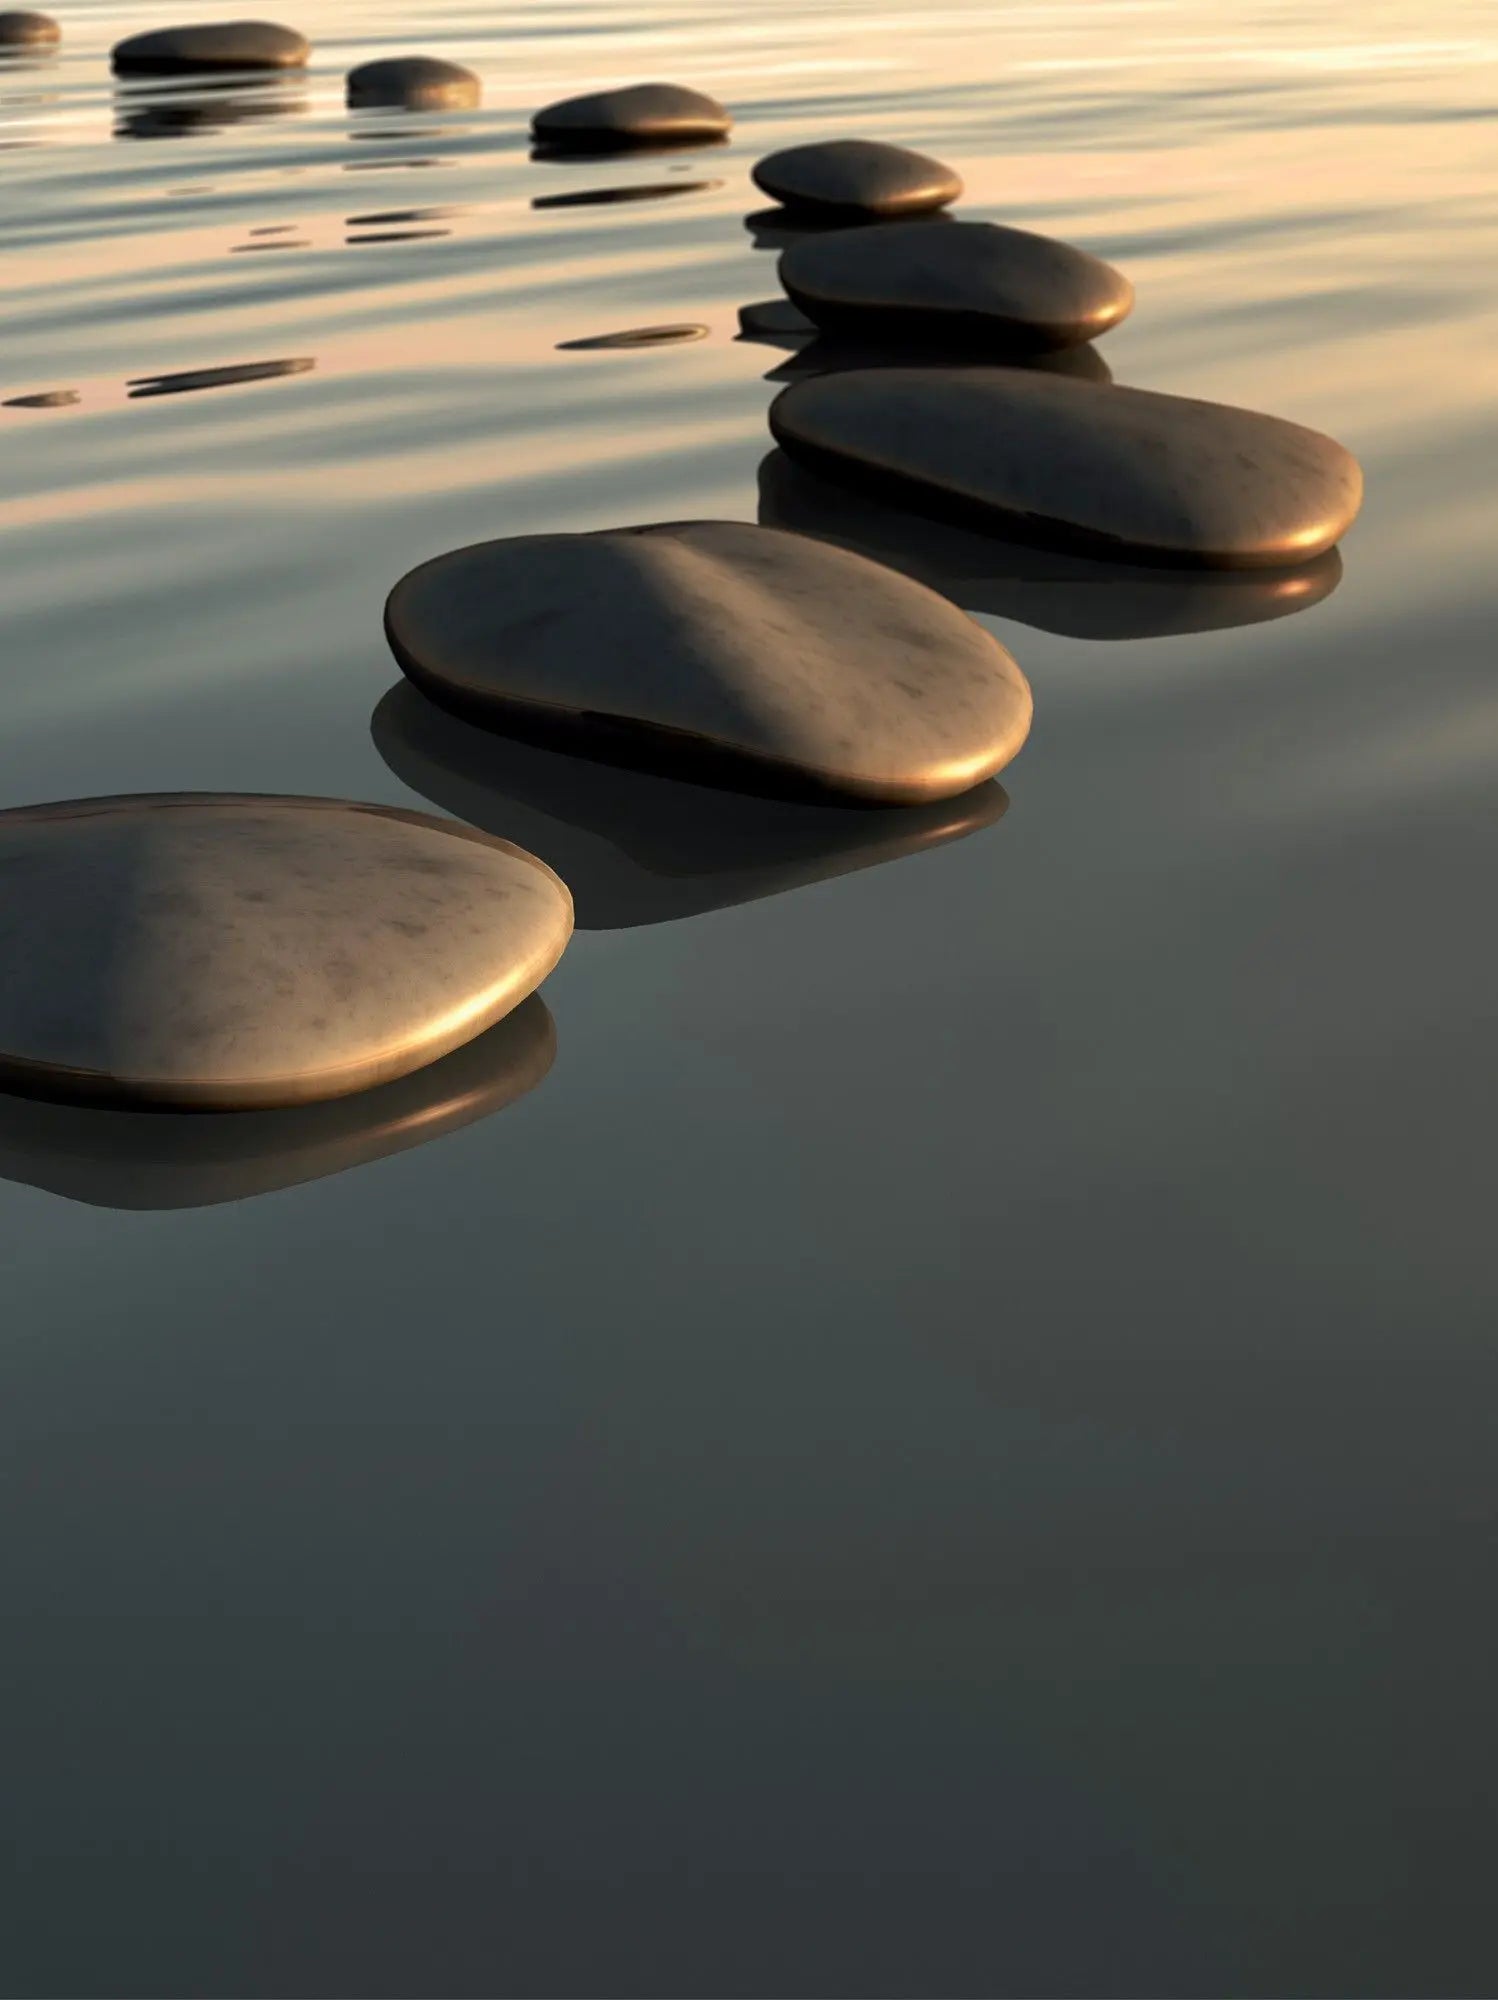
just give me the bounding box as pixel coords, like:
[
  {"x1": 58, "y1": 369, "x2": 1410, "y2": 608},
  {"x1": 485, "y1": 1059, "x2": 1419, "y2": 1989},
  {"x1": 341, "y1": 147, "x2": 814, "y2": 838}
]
[{"x1": 0, "y1": 794, "x2": 572, "y2": 1109}]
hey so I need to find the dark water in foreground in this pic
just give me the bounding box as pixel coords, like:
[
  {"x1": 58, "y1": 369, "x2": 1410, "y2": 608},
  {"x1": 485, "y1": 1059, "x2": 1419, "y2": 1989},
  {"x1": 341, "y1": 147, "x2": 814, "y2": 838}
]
[{"x1": 2, "y1": 1, "x2": 1496, "y2": 1992}]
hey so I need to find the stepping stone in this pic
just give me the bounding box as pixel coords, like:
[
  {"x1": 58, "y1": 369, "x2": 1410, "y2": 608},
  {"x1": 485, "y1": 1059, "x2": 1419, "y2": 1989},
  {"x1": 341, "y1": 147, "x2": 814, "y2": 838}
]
[
  {"x1": 0, "y1": 794, "x2": 572, "y2": 1109},
  {"x1": 384, "y1": 520, "x2": 1032, "y2": 805},
  {"x1": 757, "y1": 449, "x2": 1345, "y2": 640},
  {"x1": 111, "y1": 20, "x2": 310, "y2": 73},
  {"x1": 0, "y1": 10, "x2": 59, "y2": 46},
  {"x1": 347, "y1": 55, "x2": 480, "y2": 109},
  {"x1": 753, "y1": 139, "x2": 961, "y2": 218},
  {"x1": 0, "y1": 997, "x2": 556, "y2": 1211},
  {"x1": 531, "y1": 82, "x2": 730, "y2": 152},
  {"x1": 770, "y1": 369, "x2": 1363, "y2": 569},
  {"x1": 780, "y1": 219, "x2": 1133, "y2": 351},
  {"x1": 373, "y1": 684, "x2": 1008, "y2": 931}
]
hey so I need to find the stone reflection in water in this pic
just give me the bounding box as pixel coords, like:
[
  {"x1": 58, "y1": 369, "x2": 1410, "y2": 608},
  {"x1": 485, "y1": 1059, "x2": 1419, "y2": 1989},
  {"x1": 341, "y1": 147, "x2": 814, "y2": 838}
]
[
  {"x1": 372, "y1": 683, "x2": 1007, "y2": 931},
  {"x1": 744, "y1": 205, "x2": 953, "y2": 253},
  {"x1": 113, "y1": 78, "x2": 307, "y2": 140},
  {"x1": 0, "y1": 995, "x2": 555, "y2": 1212},
  {"x1": 758, "y1": 448, "x2": 1343, "y2": 641},
  {"x1": 532, "y1": 178, "x2": 721, "y2": 211},
  {"x1": 126, "y1": 356, "x2": 315, "y2": 399},
  {"x1": 762, "y1": 334, "x2": 1114, "y2": 386}
]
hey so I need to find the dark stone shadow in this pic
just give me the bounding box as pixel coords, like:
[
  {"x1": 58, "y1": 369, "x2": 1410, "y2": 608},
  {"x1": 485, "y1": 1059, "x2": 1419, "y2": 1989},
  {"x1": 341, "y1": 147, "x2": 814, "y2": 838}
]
[
  {"x1": 113, "y1": 76, "x2": 306, "y2": 139},
  {"x1": 0, "y1": 994, "x2": 555, "y2": 1211},
  {"x1": 531, "y1": 135, "x2": 728, "y2": 165},
  {"x1": 126, "y1": 356, "x2": 315, "y2": 399},
  {"x1": 532, "y1": 177, "x2": 721, "y2": 210},
  {"x1": 744, "y1": 205, "x2": 954, "y2": 252},
  {"x1": 761, "y1": 332, "x2": 1114, "y2": 386},
  {"x1": 372, "y1": 683, "x2": 1008, "y2": 930},
  {"x1": 757, "y1": 449, "x2": 1344, "y2": 641}
]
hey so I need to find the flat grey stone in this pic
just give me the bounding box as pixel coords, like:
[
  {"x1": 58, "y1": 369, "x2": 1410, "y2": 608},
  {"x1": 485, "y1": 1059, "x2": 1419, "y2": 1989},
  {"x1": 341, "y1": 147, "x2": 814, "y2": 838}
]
[
  {"x1": 0, "y1": 794, "x2": 572, "y2": 1109},
  {"x1": 384, "y1": 520, "x2": 1032, "y2": 805},
  {"x1": 0, "y1": 10, "x2": 59, "y2": 46},
  {"x1": 780, "y1": 219, "x2": 1133, "y2": 352},
  {"x1": 531, "y1": 82, "x2": 730, "y2": 151},
  {"x1": 347, "y1": 56, "x2": 480, "y2": 109},
  {"x1": 753, "y1": 139, "x2": 961, "y2": 218},
  {"x1": 0, "y1": 996, "x2": 555, "y2": 1211},
  {"x1": 111, "y1": 20, "x2": 309, "y2": 73},
  {"x1": 770, "y1": 369, "x2": 1364, "y2": 569},
  {"x1": 373, "y1": 682, "x2": 1009, "y2": 929},
  {"x1": 757, "y1": 449, "x2": 1345, "y2": 639}
]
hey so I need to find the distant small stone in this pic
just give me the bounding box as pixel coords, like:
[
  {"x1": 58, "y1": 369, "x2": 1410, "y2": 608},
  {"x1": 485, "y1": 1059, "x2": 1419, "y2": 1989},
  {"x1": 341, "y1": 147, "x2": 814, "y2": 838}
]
[
  {"x1": 780, "y1": 219, "x2": 1133, "y2": 352},
  {"x1": 347, "y1": 55, "x2": 480, "y2": 109},
  {"x1": 0, "y1": 10, "x2": 59, "y2": 46},
  {"x1": 531, "y1": 82, "x2": 730, "y2": 151},
  {"x1": 770, "y1": 369, "x2": 1364, "y2": 569},
  {"x1": 111, "y1": 20, "x2": 310, "y2": 73},
  {"x1": 557, "y1": 324, "x2": 707, "y2": 351},
  {"x1": 384, "y1": 520, "x2": 1032, "y2": 804},
  {"x1": 3, "y1": 388, "x2": 78, "y2": 408},
  {"x1": 0, "y1": 794, "x2": 572, "y2": 1108},
  {"x1": 753, "y1": 139, "x2": 961, "y2": 218}
]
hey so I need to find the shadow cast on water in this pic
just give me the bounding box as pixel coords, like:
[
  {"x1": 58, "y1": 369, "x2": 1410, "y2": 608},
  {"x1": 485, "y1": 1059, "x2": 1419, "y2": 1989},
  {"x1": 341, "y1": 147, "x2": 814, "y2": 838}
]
[
  {"x1": 372, "y1": 683, "x2": 1008, "y2": 930},
  {"x1": 757, "y1": 450, "x2": 1344, "y2": 641},
  {"x1": 0, "y1": 994, "x2": 555, "y2": 1211}
]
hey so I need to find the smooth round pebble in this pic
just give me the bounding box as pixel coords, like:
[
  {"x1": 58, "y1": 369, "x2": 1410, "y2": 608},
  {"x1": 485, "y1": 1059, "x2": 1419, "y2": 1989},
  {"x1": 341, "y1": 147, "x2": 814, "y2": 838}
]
[
  {"x1": 0, "y1": 794, "x2": 572, "y2": 1108},
  {"x1": 384, "y1": 520, "x2": 1032, "y2": 805},
  {"x1": 770, "y1": 368, "x2": 1363, "y2": 569},
  {"x1": 780, "y1": 219, "x2": 1133, "y2": 352},
  {"x1": 0, "y1": 10, "x2": 59, "y2": 46},
  {"x1": 753, "y1": 139, "x2": 961, "y2": 218},
  {"x1": 347, "y1": 55, "x2": 480, "y2": 109},
  {"x1": 531, "y1": 82, "x2": 730, "y2": 150},
  {"x1": 111, "y1": 20, "x2": 309, "y2": 73}
]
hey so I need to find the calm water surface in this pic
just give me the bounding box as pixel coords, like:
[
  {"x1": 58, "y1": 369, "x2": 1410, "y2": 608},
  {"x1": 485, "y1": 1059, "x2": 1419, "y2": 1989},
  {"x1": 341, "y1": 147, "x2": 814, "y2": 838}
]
[{"x1": 2, "y1": 2, "x2": 1496, "y2": 1992}]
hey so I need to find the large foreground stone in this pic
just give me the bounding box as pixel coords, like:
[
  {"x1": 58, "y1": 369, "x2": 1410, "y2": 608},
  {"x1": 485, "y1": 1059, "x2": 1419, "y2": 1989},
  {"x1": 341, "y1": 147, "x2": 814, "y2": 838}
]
[
  {"x1": 531, "y1": 82, "x2": 730, "y2": 150},
  {"x1": 384, "y1": 521, "x2": 1032, "y2": 804},
  {"x1": 373, "y1": 683, "x2": 1009, "y2": 929},
  {"x1": 0, "y1": 997, "x2": 555, "y2": 1210},
  {"x1": 752, "y1": 139, "x2": 961, "y2": 218},
  {"x1": 770, "y1": 369, "x2": 1363, "y2": 568},
  {"x1": 347, "y1": 56, "x2": 479, "y2": 109},
  {"x1": 0, "y1": 10, "x2": 59, "y2": 46},
  {"x1": 780, "y1": 219, "x2": 1133, "y2": 351},
  {"x1": 0, "y1": 794, "x2": 571, "y2": 1108},
  {"x1": 111, "y1": 20, "x2": 309, "y2": 73}
]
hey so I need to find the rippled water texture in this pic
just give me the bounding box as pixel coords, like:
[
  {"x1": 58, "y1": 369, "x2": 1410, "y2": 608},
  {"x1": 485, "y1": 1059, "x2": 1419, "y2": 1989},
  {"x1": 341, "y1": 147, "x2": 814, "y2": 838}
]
[{"x1": 2, "y1": 3, "x2": 1496, "y2": 1993}]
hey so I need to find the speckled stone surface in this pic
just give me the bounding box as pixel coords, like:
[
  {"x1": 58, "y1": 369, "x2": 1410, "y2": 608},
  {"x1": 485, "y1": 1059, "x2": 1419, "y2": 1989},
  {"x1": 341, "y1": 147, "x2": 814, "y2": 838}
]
[
  {"x1": 0, "y1": 794, "x2": 572, "y2": 1108},
  {"x1": 0, "y1": 997, "x2": 556, "y2": 1210},
  {"x1": 531, "y1": 82, "x2": 730, "y2": 150},
  {"x1": 111, "y1": 19, "x2": 309, "y2": 73},
  {"x1": 347, "y1": 55, "x2": 479, "y2": 109},
  {"x1": 753, "y1": 140, "x2": 961, "y2": 218},
  {"x1": 770, "y1": 369, "x2": 1364, "y2": 569},
  {"x1": 780, "y1": 219, "x2": 1133, "y2": 352},
  {"x1": 384, "y1": 521, "x2": 1032, "y2": 805},
  {"x1": 0, "y1": 10, "x2": 59, "y2": 46},
  {"x1": 757, "y1": 449, "x2": 1345, "y2": 639},
  {"x1": 373, "y1": 683, "x2": 1009, "y2": 929}
]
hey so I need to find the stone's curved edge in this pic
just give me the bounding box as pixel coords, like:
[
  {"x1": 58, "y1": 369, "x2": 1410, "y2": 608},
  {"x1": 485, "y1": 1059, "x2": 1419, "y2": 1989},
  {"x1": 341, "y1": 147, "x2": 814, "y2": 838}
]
[
  {"x1": 346, "y1": 56, "x2": 480, "y2": 107},
  {"x1": 382, "y1": 524, "x2": 1032, "y2": 809},
  {"x1": 0, "y1": 996, "x2": 557, "y2": 1211},
  {"x1": 767, "y1": 381, "x2": 1360, "y2": 572},
  {"x1": 529, "y1": 84, "x2": 731, "y2": 148},
  {"x1": 110, "y1": 24, "x2": 311, "y2": 74},
  {"x1": 0, "y1": 793, "x2": 573, "y2": 1113},
  {"x1": 749, "y1": 147, "x2": 963, "y2": 218},
  {"x1": 0, "y1": 11, "x2": 61, "y2": 47}
]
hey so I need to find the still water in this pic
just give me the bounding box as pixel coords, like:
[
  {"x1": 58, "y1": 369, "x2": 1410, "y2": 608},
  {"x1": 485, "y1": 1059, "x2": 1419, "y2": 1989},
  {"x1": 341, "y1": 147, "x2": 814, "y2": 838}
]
[{"x1": 2, "y1": 1, "x2": 1495, "y2": 1992}]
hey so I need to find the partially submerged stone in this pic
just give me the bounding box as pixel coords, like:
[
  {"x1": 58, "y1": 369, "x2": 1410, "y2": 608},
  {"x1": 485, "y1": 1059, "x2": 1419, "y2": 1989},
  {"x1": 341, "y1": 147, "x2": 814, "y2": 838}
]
[
  {"x1": 0, "y1": 794, "x2": 572, "y2": 1108},
  {"x1": 757, "y1": 449, "x2": 1345, "y2": 640},
  {"x1": 347, "y1": 56, "x2": 480, "y2": 109},
  {"x1": 111, "y1": 20, "x2": 309, "y2": 73},
  {"x1": 373, "y1": 684, "x2": 1008, "y2": 930},
  {"x1": 384, "y1": 520, "x2": 1032, "y2": 805},
  {"x1": 770, "y1": 369, "x2": 1363, "y2": 568},
  {"x1": 0, "y1": 10, "x2": 59, "y2": 46},
  {"x1": 753, "y1": 139, "x2": 961, "y2": 218},
  {"x1": 0, "y1": 997, "x2": 556, "y2": 1210},
  {"x1": 780, "y1": 219, "x2": 1133, "y2": 351},
  {"x1": 531, "y1": 82, "x2": 730, "y2": 151}
]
